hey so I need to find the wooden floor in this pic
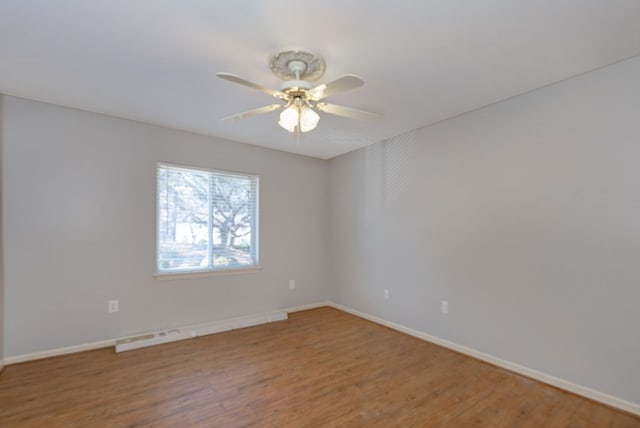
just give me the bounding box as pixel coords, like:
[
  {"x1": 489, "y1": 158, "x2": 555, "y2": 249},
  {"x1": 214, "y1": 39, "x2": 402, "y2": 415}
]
[{"x1": 1, "y1": 307, "x2": 638, "y2": 427}]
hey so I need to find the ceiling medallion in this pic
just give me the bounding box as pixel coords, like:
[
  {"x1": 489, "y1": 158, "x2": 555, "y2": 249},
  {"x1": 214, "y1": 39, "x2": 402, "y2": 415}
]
[{"x1": 268, "y1": 50, "x2": 326, "y2": 81}]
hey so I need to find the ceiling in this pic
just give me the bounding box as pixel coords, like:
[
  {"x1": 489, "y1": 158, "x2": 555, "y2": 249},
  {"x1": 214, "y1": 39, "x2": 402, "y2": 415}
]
[{"x1": 1, "y1": 1, "x2": 640, "y2": 159}]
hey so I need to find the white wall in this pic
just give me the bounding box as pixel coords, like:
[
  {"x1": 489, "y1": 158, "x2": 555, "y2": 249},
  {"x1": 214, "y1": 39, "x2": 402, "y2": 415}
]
[
  {"x1": 2, "y1": 96, "x2": 330, "y2": 357},
  {"x1": 330, "y1": 56, "x2": 640, "y2": 404}
]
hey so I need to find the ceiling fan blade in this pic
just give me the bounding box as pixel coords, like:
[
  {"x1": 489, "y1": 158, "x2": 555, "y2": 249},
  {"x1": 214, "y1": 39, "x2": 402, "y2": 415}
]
[
  {"x1": 308, "y1": 74, "x2": 365, "y2": 100},
  {"x1": 316, "y1": 103, "x2": 380, "y2": 121},
  {"x1": 221, "y1": 104, "x2": 283, "y2": 121},
  {"x1": 217, "y1": 72, "x2": 287, "y2": 100}
]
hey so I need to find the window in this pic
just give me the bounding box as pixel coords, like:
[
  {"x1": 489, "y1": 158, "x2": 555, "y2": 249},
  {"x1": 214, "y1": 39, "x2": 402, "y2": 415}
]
[{"x1": 156, "y1": 163, "x2": 259, "y2": 276}]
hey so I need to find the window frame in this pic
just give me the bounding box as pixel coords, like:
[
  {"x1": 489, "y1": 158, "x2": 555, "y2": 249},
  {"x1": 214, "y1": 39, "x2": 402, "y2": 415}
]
[{"x1": 154, "y1": 162, "x2": 260, "y2": 280}]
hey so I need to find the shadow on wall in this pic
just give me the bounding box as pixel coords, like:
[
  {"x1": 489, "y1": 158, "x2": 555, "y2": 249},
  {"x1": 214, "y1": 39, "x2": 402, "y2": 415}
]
[
  {"x1": 362, "y1": 130, "x2": 417, "y2": 226},
  {"x1": 383, "y1": 131, "x2": 416, "y2": 206}
]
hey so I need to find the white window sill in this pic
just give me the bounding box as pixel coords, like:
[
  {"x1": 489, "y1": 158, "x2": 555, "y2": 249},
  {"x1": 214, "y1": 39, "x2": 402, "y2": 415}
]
[{"x1": 154, "y1": 266, "x2": 262, "y2": 281}]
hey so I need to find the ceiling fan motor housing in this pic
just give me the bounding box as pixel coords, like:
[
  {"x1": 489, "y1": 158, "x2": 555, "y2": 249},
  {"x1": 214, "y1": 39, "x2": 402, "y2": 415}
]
[{"x1": 279, "y1": 79, "x2": 313, "y2": 94}]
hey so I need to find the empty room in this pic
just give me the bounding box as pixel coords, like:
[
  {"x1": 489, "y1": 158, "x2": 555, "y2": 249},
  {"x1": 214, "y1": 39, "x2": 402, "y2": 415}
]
[{"x1": 1, "y1": 1, "x2": 639, "y2": 427}]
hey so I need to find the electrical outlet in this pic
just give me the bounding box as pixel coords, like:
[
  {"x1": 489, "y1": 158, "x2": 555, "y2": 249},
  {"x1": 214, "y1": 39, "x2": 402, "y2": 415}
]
[
  {"x1": 441, "y1": 300, "x2": 448, "y2": 314},
  {"x1": 384, "y1": 289, "x2": 389, "y2": 299},
  {"x1": 289, "y1": 279, "x2": 295, "y2": 290},
  {"x1": 108, "y1": 300, "x2": 119, "y2": 313}
]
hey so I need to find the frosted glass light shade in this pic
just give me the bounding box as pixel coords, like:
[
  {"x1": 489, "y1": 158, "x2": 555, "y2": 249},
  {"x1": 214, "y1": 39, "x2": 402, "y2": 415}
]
[
  {"x1": 278, "y1": 105, "x2": 298, "y2": 132},
  {"x1": 278, "y1": 103, "x2": 320, "y2": 133},
  {"x1": 299, "y1": 106, "x2": 320, "y2": 132}
]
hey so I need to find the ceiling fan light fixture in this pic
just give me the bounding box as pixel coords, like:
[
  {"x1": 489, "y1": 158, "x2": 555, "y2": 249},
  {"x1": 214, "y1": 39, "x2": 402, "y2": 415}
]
[{"x1": 218, "y1": 50, "x2": 378, "y2": 136}]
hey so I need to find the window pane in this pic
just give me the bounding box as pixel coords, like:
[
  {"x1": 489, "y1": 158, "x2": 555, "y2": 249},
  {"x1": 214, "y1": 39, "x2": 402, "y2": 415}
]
[
  {"x1": 211, "y1": 174, "x2": 255, "y2": 267},
  {"x1": 157, "y1": 163, "x2": 258, "y2": 274}
]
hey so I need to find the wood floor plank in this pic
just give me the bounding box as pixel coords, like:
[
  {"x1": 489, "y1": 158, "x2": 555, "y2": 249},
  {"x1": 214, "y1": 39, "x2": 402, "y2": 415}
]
[{"x1": 0, "y1": 307, "x2": 638, "y2": 427}]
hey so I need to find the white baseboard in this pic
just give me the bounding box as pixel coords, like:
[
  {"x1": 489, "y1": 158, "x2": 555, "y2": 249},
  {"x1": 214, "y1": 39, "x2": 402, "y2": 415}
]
[
  {"x1": 328, "y1": 302, "x2": 640, "y2": 417},
  {"x1": 283, "y1": 301, "x2": 332, "y2": 313},
  {"x1": 4, "y1": 339, "x2": 115, "y2": 365}
]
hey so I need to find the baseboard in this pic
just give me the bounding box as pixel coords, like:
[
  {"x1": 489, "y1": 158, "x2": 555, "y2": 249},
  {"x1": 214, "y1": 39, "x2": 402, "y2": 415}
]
[
  {"x1": 4, "y1": 339, "x2": 115, "y2": 365},
  {"x1": 328, "y1": 302, "x2": 640, "y2": 417},
  {"x1": 3, "y1": 302, "x2": 330, "y2": 365},
  {"x1": 283, "y1": 301, "x2": 332, "y2": 313}
]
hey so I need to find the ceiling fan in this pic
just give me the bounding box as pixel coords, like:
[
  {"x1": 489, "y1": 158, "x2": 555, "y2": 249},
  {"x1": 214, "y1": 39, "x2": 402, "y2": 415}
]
[{"x1": 217, "y1": 50, "x2": 379, "y2": 135}]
